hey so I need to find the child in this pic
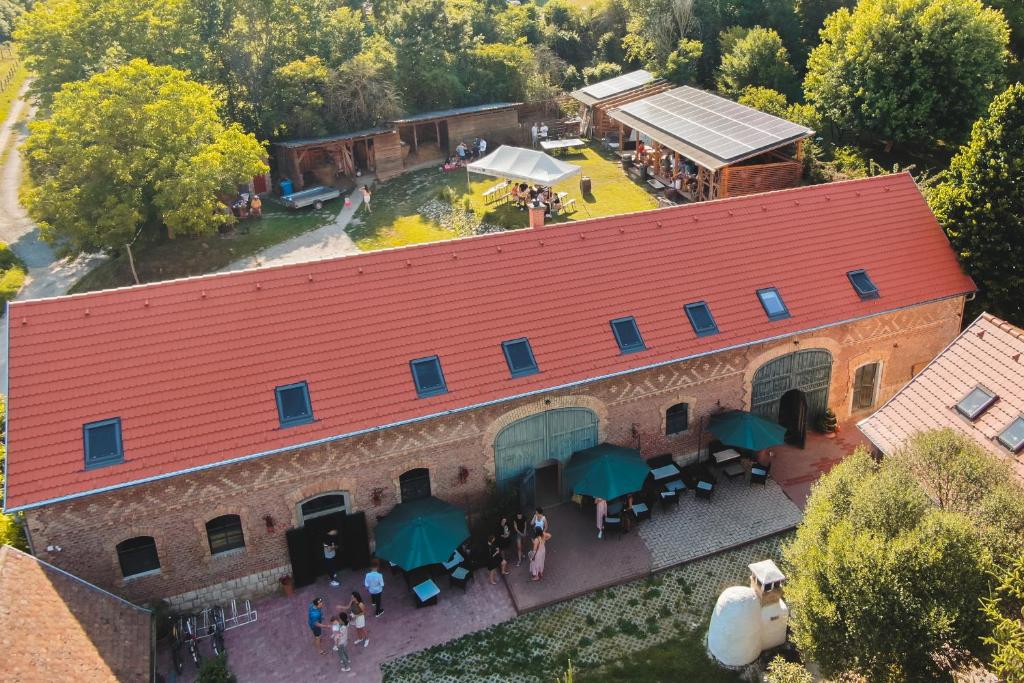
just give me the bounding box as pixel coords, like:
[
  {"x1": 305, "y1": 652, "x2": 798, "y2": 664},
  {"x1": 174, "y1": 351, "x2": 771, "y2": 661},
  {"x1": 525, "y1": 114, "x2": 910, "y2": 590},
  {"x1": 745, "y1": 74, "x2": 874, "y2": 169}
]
[{"x1": 331, "y1": 614, "x2": 352, "y2": 672}]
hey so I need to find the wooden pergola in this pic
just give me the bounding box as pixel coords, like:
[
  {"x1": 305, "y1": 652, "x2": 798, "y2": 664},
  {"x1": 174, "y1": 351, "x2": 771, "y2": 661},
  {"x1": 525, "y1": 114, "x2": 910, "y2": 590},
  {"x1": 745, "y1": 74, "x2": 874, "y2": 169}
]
[
  {"x1": 608, "y1": 86, "x2": 814, "y2": 202},
  {"x1": 570, "y1": 71, "x2": 673, "y2": 140},
  {"x1": 272, "y1": 127, "x2": 404, "y2": 192}
]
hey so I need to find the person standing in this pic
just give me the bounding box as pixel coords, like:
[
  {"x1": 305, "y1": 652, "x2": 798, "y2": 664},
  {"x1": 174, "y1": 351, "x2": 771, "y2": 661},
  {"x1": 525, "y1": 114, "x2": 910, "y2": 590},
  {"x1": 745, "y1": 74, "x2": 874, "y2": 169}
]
[
  {"x1": 323, "y1": 529, "x2": 340, "y2": 587},
  {"x1": 486, "y1": 534, "x2": 507, "y2": 584},
  {"x1": 513, "y1": 511, "x2": 528, "y2": 566},
  {"x1": 531, "y1": 123, "x2": 539, "y2": 147},
  {"x1": 360, "y1": 184, "x2": 372, "y2": 214},
  {"x1": 497, "y1": 515, "x2": 513, "y2": 566},
  {"x1": 250, "y1": 194, "x2": 262, "y2": 218},
  {"x1": 308, "y1": 597, "x2": 329, "y2": 655},
  {"x1": 477, "y1": 137, "x2": 487, "y2": 157},
  {"x1": 347, "y1": 591, "x2": 369, "y2": 647},
  {"x1": 331, "y1": 614, "x2": 352, "y2": 672},
  {"x1": 364, "y1": 560, "x2": 384, "y2": 617},
  {"x1": 531, "y1": 507, "x2": 548, "y2": 534},
  {"x1": 595, "y1": 496, "x2": 608, "y2": 540},
  {"x1": 529, "y1": 527, "x2": 552, "y2": 582},
  {"x1": 539, "y1": 122, "x2": 549, "y2": 141}
]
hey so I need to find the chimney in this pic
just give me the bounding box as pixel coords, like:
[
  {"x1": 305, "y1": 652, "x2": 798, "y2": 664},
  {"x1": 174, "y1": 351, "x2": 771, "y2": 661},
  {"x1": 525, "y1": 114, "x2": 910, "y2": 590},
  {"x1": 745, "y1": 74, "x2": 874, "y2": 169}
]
[
  {"x1": 528, "y1": 202, "x2": 546, "y2": 229},
  {"x1": 749, "y1": 559, "x2": 785, "y2": 606}
]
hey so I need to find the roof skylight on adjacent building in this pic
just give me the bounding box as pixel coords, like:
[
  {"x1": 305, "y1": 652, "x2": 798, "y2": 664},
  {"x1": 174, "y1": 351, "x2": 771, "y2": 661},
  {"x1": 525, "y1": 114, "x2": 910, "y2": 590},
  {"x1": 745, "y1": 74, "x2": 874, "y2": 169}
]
[
  {"x1": 996, "y1": 416, "x2": 1024, "y2": 453},
  {"x1": 954, "y1": 386, "x2": 997, "y2": 421},
  {"x1": 847, "y1": 269, "x2": 879, "y2": 300}
]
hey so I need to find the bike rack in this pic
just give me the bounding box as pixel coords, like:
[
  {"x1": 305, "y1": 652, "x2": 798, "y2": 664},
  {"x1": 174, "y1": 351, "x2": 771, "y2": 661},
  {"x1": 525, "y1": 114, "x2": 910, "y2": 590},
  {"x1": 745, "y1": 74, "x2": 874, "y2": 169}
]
[{"x1": 223, "y1": 599, "x2": 258, "y2": 631}]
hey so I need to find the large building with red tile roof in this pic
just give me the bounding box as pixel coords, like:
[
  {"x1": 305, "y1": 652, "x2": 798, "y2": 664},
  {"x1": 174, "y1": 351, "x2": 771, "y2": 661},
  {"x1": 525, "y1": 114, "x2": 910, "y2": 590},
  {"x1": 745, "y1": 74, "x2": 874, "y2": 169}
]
[
  {"x1": 859, "y1": 313, "x2": 1024, "y2": 484},
  {"x1": 3, "y1": 173, "x2": 975, "y2": 606},
  {"x1": 0, "y1": 545, "x2": 152, "y2": 682}
]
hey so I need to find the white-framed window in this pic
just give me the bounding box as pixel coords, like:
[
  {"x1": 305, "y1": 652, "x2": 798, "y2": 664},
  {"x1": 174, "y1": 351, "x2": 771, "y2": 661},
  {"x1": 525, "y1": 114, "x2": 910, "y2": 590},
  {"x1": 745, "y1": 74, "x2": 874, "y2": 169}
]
[{"x1": 299, "y1": 492, "x2": 350, "y2": 524}]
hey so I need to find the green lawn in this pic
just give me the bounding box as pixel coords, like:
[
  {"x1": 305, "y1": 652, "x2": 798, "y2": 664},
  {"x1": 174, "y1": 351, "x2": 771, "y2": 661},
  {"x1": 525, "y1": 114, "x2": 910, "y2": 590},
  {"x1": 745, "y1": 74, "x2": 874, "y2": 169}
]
[
  {"x1": 381, "y1": 534, "x2": 790, "y2": 683},
  {"x1": 68, "y1": 202, "x2": 338, "y2": 293},
  {"x1": 347, "y1": 143, "x2": 659, "y2": 251}
]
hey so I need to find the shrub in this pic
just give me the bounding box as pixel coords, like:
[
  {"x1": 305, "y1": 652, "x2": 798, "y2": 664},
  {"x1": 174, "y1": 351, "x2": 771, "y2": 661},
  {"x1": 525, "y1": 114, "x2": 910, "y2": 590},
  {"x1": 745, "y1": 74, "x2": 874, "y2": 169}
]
[
  {"x1": 0, "y1": 242, "x2": 26, "y2": 304},
  {"x1": 197, "y1": 654, "x2": 237, "y2": 683}
]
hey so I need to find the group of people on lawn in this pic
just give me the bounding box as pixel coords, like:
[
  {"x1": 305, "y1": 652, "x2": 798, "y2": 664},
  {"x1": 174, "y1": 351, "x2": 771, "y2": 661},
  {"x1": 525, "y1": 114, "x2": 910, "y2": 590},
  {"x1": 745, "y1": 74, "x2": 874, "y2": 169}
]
[
  {"x1": 510, "y1": 183, "x2": 563, "y2": 215},
  {"x1": 443, "y1": 137, "x2": 488, "y2": 171}
]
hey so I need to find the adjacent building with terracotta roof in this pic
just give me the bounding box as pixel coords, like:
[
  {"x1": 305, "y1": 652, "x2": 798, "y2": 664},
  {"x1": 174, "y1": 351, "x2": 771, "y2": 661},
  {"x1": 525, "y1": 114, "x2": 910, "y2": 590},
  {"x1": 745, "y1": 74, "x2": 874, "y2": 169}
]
[
  {"x1": 3, "y1": 173, "x2": 975, "y2": 607},
  {"x1": 859, "y1": 313, "x2": 1024, "y2": 483},
  {"x1": 0, "y1": 545, "x2": 152, "y2": 682}
]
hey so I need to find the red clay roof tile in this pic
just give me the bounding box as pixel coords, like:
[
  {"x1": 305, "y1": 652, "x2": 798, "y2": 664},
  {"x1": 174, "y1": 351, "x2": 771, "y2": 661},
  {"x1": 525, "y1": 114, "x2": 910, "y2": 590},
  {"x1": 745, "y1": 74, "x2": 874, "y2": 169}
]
[{"x1": 4, "y1": 173, "x2": 975, "y2": 509}]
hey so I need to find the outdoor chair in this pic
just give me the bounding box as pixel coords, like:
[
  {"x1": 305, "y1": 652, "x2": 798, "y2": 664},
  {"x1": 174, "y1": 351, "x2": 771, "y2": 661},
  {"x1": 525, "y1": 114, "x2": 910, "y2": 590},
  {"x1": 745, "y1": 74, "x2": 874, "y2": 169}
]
[
  {"x1": 660, "y1": 489, "x2": 680, "y2": 511},
  {"x1": 750, "y1": 464, "x2": 770, "y2": 486},
  {"x1": 695, "y1": 480, "x2": 714, "y2": 501},
  {"x1": 602, "y1": 515, "x2": 624, "y2": 539},
  {"x1": 449, "y1": 566, "x2": 472, "y2": 591},
  {"x1": 630, "y1": 502, "x2": 651, "y2": 524}
]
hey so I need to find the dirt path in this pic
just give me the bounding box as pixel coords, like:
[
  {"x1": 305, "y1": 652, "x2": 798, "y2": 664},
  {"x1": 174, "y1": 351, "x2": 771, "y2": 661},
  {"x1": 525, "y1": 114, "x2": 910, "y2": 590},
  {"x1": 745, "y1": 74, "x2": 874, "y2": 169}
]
[
  {"x1": 0, "y1": 82, "x2": 105, "y2": 302},
  {"x1": 221, "y1": 182, "x2": 369, "y2": 273}
]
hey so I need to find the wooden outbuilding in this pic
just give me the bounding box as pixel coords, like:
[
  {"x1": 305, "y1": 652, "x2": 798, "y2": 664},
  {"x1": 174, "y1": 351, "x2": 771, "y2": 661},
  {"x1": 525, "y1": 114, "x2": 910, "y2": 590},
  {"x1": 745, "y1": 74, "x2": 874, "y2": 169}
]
[
  {"x1": 608, "y1": 86, "x2": 814, "y2": 202},
  {"x1": 570, "y1": 70, "x2": 672, "y2": 139},
  {"x1": 273, "y1": 127, "x2": 404, "y2": 192},
  {"x1": 390, "y1": 102, "x2": 522, "y2": 165}
]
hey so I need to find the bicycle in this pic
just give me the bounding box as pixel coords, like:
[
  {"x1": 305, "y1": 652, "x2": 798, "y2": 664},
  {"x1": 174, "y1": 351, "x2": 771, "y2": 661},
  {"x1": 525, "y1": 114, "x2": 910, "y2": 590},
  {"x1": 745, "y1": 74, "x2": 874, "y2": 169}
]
[
  {"x1": 182, "y1": 614, "x2": 202, "y2": 668},
  {"x1": 207, "y1": 606, "x2": 226, "y2": 656},
  {"x1": 169, "y1": 617, "x2": 183, "y2": 675}
]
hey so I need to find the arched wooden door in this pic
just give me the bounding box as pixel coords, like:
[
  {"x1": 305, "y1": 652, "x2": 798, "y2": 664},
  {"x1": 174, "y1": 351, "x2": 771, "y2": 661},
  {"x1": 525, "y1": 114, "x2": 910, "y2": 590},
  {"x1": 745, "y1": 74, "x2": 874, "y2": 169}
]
[
  {"x1": 751, "y1": 349, "x2": 833, "y2": 425},
  {"x1": 494, "y1": 408, "x2": 599, "y2": 492}
]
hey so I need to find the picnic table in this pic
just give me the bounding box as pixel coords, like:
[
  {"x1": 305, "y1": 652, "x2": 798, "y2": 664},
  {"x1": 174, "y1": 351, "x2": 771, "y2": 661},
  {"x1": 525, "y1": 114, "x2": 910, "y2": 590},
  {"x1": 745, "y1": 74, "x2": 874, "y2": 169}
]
[
  {"x1": 540, "y1": 138, "x2": 585, "y2": 154},
  {"x1": 413, "y1": 578, "x2": 440, "y2": 607},
  {"x1": 712, "y1": 448, "x2": 742, "y2": 466},
  {"x1": 650, "y1": 463, "x2": 681, "y2": 481}
]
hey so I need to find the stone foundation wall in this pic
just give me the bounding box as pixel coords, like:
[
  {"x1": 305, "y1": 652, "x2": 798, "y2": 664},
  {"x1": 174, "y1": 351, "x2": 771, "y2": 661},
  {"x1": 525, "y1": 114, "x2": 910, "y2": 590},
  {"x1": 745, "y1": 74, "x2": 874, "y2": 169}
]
[{"x1": 166, "y1": 564, "x2": 291, "y2": 613}]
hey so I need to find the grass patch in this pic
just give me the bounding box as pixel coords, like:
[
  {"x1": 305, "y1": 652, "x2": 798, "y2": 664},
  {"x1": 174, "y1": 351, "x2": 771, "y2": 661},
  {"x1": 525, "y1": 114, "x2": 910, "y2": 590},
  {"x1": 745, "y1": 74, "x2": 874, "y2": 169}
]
[
  {"x1": 0, "y1": 241, "x2": 26, "y2": 303},
  {"x1": 577, "y1": 629, "x2": 744, "y2": 683},
  {"x1": 68, "y1": 201, "x2": 337, "y2": 293},
  {"x1": 0, "y1": 59, "x2": 28, "y2": 130},
  {"x1": 347, "y1": 143, "x2": 658, "y2": 251}
]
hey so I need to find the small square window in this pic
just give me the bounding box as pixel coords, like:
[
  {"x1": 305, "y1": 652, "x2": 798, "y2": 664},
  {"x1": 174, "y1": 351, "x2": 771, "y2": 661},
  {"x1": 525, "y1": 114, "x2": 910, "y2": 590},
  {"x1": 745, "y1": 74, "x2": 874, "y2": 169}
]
[
  {"x1": 610, "y1": 317, "x2": 645, "y2": 353},
  {"x1": 757, "y1": 288, "x2": 790, "y2": 321},
  {"x1": 955, "y1": 386, "x2": 997, "y2": 420},
  {"x1": 83, "y1": 418, "x2": 123, "y2": 468},
  {"x1": 502, "y1": 338, "x2": 539, "y2": 377},
  {"x1": 275, "y1": 382, "x2": 313, "y2": 427},
  {"x1": 411, "y1": 356, "x2": 448, "y2": 397},
  {"x1": 996, "y1": 416, "x2": 1024, "y2": 453},
  {"x1": 684, "y1": 302, "x2": 719, "y2": 337},
  {"x1": 848, "y1": 270, "x2": 879, "y2": 299}
]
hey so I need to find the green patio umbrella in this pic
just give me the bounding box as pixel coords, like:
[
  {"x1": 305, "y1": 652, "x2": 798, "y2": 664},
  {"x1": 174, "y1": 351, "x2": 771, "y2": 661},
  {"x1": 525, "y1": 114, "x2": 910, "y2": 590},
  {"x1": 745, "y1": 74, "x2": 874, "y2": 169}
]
[
  {"x1": 564, "y1": 443, "x2": 650, "y2": 501},
  {"x1": 708, "y1": 410, "x2": 787, "y2": 451},
  {"x1": 373, "y1": 496, "x2": 469, "y2": 571}
]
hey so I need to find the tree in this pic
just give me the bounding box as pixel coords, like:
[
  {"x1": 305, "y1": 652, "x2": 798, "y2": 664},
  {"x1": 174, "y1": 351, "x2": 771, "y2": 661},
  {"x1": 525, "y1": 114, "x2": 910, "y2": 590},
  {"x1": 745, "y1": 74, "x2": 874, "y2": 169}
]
[
  {"x1": 794, "y1": 0, "x2": 855, "y2": 60},
  {"x1": 982, "y1": 554, "x2": 1024, "y2": 683},
  {"x1": 268, "y1": 57, "x2": 332, "y2": 139},
  {"x1": 930, "y1": 84, "x2": 1024, "y2": 321},
  {"x1": 663, "y1": 38, "x2": 702, "y2": 84},
  {"x1": 784, "y1": 448, "x2": 992, "y2": 681},
  {"x1": 0, "y1": 395, "x2": 27, "y2": 551},
  {"x1": 896, "y1": 428, "x2": 1007, "y2": 512},
  {"x1": 460, "y1": 43, "x2": 534, "y2": 105},
  {"x1": 581, "y1": 61, "x2": 621, "y2": 84},
  {"x1": 23, "y1": 60, "x2": 267, "y2": 256},
  {"x1": 717, "y1": 26, "x2": 798, "y2": 99},
  {"x1": 0, "y1": 0, "x2": 27, "y2": 43},
  {"x1": 323, "y1": 6, "x2": 366, "y2": 67},
  {"x1": 804, "y1": 0, "x2": 1010, "y2": 145},
  {"x1": 386, "y1": 0, "x2": 465, "y2": 111}
]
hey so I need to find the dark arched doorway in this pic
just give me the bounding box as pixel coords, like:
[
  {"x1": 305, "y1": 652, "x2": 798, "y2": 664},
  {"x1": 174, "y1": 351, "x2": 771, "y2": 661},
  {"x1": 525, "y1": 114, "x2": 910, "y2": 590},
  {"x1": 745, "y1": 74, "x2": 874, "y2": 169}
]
[
  {"x1": 751, "y1": 349, "x2": 833, "y2": 450},
  {"x1": 779, "y1": 389, "x2": 808, "y2": 448}
]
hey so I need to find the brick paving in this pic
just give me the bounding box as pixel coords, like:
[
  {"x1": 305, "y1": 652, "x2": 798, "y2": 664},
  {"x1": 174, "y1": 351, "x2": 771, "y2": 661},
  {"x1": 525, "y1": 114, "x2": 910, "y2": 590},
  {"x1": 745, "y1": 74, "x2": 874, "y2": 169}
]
[
  {"x1": 772, "y1": 422, "x2": 868, "y2": 510},
  {"x1": 638, "y1": 473, "x2": 803, "y2": 571},
  {"x1": 502, "y1": 503, "x2": 652, "y2": 613},
  {"x1": 160, "y1": 566, "x2": 516, "y2": 683}
]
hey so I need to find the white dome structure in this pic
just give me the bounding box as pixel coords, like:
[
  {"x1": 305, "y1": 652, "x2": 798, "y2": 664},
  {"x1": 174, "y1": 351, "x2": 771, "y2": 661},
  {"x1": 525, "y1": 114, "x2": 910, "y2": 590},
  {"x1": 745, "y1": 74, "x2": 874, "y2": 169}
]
[{"x1": 707, "y1": 585, "x2": 762, "y2": 667}]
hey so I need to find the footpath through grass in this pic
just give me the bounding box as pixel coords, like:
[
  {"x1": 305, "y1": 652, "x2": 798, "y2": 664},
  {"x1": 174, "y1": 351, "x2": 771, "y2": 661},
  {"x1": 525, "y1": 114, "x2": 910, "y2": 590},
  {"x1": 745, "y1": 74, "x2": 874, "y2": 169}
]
[
  {"x1": 380, "y1": 534, "x2": 788, "y2": 683},
  {"x1": 68, "y1": 202, "x2": 337, "y2": 293},
  {"x1": 347, "y1": 143, "x2": 658, "y2": 251}
]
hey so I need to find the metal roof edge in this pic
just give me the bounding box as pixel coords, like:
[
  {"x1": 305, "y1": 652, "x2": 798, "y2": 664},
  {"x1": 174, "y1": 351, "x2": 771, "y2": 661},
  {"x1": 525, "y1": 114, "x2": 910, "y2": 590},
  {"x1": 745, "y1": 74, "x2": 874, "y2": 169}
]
[{"x1": 5, "y1": 290, "x2": 972, "y2": 513}]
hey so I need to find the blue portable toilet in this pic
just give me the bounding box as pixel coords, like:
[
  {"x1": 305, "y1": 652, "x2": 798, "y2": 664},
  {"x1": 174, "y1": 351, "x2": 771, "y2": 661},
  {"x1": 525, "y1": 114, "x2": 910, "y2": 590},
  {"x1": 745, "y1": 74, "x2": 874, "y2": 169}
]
[{"x1": 280, "y1": 178, "x2": 294, "y2": 196}]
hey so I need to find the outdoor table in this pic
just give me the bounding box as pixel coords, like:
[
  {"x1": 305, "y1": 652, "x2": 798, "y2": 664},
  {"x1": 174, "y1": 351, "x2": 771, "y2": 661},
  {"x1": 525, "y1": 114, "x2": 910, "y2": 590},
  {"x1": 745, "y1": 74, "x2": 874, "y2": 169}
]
[
  {"x1": 646, "y1": 178, "x2": 666, "y2": 191},
  {"x1": 723, "y1": 462, "x2": 745, "y2": 479},
  {"x1": 413, "y1": 578, "x2": 440, "y2": 607},
  {"x1": 650, "y1": 463, "x2": 681, "y2": 481},
  {"x1": 442, "y1": 549, "x2": 464, "y2": 571},
  {"x1": 540, "y1": 138, "x2": 585, "y2": 154},
  {"x1": 713, "y1": 448, "x2": 742, "y2": 465}
]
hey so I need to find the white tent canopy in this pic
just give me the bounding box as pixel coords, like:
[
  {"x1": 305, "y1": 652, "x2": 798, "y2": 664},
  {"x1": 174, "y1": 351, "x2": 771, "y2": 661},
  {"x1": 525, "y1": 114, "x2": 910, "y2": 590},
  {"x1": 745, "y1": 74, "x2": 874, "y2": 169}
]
[{"x1": 467, "y1": 145, "x2": 582, "y2": 186}]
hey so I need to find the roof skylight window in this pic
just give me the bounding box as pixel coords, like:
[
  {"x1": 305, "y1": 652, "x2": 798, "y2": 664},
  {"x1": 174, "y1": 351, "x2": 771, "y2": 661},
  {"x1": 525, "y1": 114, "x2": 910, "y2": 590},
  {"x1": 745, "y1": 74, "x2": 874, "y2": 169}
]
[
  {"x1": 996, "y1": 416, "x2": 1024, "y2": 453},
  {"x1": 955, "y1": 386, "x2": 997, "y2": 420},
  {"x1": 848, "y1": 269, "x2": 879, "y2": 300},
  {"x1": 411, "y1": 356, "x2": 448, "y2": 398},
  {"x1": 684, "y1": 302, "x2": 719, "y2": 337},
  {"x1": 502, "y1": 338, "x2": 539, "y2": 377},
  {"x1": 610, "y1": 317, "x2": 645, "y2": 354},
  {"x1": 83, "y1": 418, "x2": 124, "y2": 468},
  {"x1": 276, "y1": 382, "x2": 313, "y2": 427},
  {"x1": 756, "y1": 288, "x2": 790, "y2": 321}
]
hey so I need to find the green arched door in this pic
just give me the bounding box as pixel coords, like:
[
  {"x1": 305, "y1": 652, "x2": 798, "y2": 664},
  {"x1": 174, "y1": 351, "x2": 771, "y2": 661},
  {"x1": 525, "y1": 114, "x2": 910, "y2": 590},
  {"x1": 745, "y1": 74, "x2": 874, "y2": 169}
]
[
  {"x1": 494, "y1": 408, "x2": 599, "y2": 491},
  {"x1": 751, "y1": 349, "x2": 833, "y2": 424}
]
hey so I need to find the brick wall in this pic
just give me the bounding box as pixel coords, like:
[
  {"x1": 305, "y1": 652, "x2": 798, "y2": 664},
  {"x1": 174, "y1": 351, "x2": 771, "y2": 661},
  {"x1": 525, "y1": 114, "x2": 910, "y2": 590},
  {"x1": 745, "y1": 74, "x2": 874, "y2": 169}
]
[{"x1": 24, "y1": 297, "x2": 964, "y2": 607}]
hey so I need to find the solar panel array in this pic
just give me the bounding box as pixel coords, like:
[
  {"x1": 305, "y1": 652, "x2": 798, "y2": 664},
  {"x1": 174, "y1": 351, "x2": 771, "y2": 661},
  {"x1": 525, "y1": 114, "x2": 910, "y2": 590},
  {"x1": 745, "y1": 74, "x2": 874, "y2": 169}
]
[
  {"x1": 618, "y1": 86, "x2": 813, "y2": 163},
  {"x1": 579, "y1": 70, "x2": 656, "y2": 101}
]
